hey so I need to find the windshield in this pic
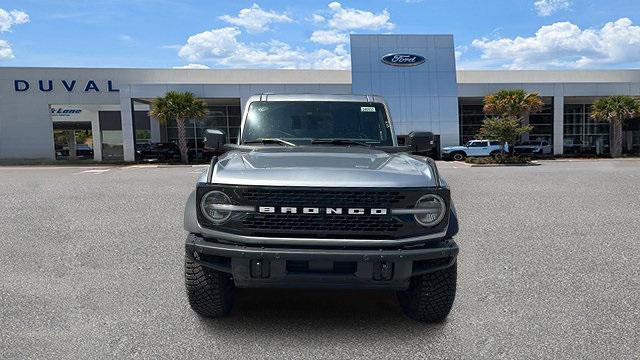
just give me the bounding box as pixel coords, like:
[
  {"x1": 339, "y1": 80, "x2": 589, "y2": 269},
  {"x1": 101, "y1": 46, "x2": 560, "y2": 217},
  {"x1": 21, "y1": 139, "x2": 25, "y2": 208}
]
[{"x1": 242, "y1": 101, "x2": 394, "y2": 146}]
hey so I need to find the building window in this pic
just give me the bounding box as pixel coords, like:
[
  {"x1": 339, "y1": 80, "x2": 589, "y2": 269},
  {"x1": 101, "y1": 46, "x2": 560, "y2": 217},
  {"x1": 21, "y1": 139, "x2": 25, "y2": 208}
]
[
  {"x1": 528, "y1": 100, "x2": 553, "y2": 144},
  {"x1": 99, "y1": 111, "x2": 124, "y2": 161},
  {"x1": 458, "y1": 99, "x2": 485, "y2": 144},
  {"x1": 459, "y1": 97, "x2": 553, "y2": 148},
  {"x1": 623, "y1": 118, "x2": 640, "y2": 154},
  {"x1": 563, "y1": 103, "x2": 610, "y2": 155},
  {"x1": 164, "y1": 100, "x2": 241, "y2": 160},
  {"x1": 631, "y1": 130, "x2": 640, "y2": 153},
  {"x1": 133, "y1": 110, "x2": 152, "y2": 145}
]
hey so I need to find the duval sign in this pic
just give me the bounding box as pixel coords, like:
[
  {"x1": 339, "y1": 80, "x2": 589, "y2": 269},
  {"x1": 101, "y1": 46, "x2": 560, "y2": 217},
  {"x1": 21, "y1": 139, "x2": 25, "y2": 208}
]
[
  {"x1": 13, "y1": 79, "x2": 119, "y2": 93},
  {"x1": 381, "y1": 53, "x2": 426, "y2": 67}
]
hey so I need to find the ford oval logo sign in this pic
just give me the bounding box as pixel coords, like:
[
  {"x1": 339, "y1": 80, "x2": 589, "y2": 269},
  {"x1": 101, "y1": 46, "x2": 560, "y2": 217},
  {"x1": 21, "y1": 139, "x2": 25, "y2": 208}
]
[{"x1": 381, "y1": 53, "x2": 426, "y2": 67}]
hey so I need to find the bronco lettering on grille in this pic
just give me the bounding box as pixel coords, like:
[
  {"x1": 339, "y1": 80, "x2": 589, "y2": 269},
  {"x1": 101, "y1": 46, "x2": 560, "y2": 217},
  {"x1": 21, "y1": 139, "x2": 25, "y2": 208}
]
[{"x1": 258, "y1": 206, "x2": 388, "y2": 215}]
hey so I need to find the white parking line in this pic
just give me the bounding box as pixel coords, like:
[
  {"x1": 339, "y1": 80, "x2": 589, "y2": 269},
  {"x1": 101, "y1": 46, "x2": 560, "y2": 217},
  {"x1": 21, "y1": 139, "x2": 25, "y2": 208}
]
[
  {"x1": 123, "y1": 164, "x2": 159, "y2": 169},
  {"x1": 76, "y1": 169, "x2": 111, "y2": 174},
  {"x1": 452, "y1": 161, "x2": 471, "y2": 167}
]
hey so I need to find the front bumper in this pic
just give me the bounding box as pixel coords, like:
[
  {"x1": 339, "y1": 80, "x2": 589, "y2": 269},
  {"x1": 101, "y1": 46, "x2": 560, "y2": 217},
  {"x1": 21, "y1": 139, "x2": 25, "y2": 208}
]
[{"x1": 186, "y1": 234, "x2": 458, "y2": 290}]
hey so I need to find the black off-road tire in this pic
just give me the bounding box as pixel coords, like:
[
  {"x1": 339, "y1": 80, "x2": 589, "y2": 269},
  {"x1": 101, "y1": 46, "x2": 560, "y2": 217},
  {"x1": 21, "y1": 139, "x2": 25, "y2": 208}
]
[
  {"x1": 184, "y1": 254, "x2": 235, "y2": 318},
  {"x1": 490, "y1": 150, "x2": 500, "y2": 157},
  {"x1": 451, "y1": 152, "x2": 466, "y2": 161},
  {"x1": 397, "y1": 261, "x2": 457, "y2": 323}
]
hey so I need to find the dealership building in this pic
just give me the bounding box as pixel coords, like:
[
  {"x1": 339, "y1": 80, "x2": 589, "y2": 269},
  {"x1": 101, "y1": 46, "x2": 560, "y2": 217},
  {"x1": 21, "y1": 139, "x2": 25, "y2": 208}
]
[{"x1": 1, "y1": 34, "x2": 639, "y2": 162}]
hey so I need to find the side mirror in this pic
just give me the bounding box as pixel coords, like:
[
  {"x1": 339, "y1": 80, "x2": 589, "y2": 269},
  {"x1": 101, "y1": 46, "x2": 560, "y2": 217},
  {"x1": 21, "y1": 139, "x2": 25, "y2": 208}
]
[{"x1": 203, "y1": 129, "x2": 226, "y2": 150}]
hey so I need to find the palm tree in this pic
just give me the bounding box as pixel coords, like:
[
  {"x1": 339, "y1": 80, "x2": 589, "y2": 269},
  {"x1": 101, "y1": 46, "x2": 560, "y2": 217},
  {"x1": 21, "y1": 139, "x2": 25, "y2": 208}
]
[
  {"x1": 149, "y1": 91, "x2": 208, "y2": 164},
  {"x1": 484, "y1": 89, "x2": 544, "y2": 143},
  {"x1": 481, "y1": 89, "x2": 544, "y2": 153},
  {"x1": 483, "y1": 89, "x2": 545, "y2": 121},
  {"x1": 591, "y1": 96, "x2": 640, "y2": 157}
]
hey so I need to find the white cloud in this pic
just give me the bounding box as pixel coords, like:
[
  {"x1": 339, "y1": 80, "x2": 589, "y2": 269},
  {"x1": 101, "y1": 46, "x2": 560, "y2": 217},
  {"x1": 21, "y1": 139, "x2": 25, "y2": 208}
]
[
  {"x1": 0, "y1": 8, "x2": 29, "y2": 32},
  {"x1": 534, "y1": 0, "x2": 570, "y2": 16},
  {"x1": 0, "y1": 39, "x2": 14, "y2": 59},
  {"x1": 219, "y1": 3, "x2": 292, "y2": 33},
  {"x1": 310, "y1": 29, "x2": 348, "y2": 45},
  {"x1": 455, "y1": 45, "x2": 468, "y2": 62},
  {"x1": 312, "y1": 44, "x2": 351, "y2": 70},
  {"x1": 310, "y1": 14, "x2": 325, "y2": 24},
  {"x1": 307, "y1": 3, "x2": 394, "y2": 47},
  {"x1": 179, "y1": 3, "x2": 396, "y2": 69},
  {"x1": 178, "y1": 27, "x2": 350, "y2": 69},
  {"x1": 471, "y1": 18, "x2": 640, "y2": 69},
  {"x1": 0, "y1": 8, "x2": 29, "y2": 61},
  {"x1": 173, "y1": 63, "x2": 210, "y2": 69},
  {"x1": 119, "y1": 34, "x2": 134, "y2": 43},
  {"x1": 178, "y1": 27, "x2": 242, "y2": 60},
  {"x1": 324, "y1": 2, "x2": 394, "y2": 31}
]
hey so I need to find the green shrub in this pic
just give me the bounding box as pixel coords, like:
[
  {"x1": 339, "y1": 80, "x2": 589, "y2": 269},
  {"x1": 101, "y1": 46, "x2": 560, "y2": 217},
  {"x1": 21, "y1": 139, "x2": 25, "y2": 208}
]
[{"x1": 465, "y1": 154, "x2": 531, "y2": 165}]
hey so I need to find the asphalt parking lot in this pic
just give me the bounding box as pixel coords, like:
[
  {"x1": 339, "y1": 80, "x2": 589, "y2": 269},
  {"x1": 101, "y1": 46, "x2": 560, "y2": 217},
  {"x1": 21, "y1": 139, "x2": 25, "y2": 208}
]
[{"x1": 1, "y1": 160, "x2": 639, "y2": 359}]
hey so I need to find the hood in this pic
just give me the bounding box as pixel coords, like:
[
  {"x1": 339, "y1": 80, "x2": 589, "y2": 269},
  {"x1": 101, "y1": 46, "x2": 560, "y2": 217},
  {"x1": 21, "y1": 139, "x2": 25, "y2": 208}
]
[{"x1": 208, "y1": 146, "x2": 437, "y2": 188}]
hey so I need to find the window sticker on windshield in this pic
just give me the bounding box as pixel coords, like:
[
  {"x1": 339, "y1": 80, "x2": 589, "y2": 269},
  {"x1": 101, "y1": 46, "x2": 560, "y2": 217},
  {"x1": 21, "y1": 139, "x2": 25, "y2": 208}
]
[{"x1": 361, "y1": 106, "x2": 376, "y2": 112}]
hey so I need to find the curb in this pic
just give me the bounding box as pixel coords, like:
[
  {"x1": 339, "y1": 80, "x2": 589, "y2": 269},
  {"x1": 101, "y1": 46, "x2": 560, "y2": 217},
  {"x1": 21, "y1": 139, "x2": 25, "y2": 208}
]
[
  {"x1": 157, "y1": 164, "x2": 208, "y2": 168},
  {"x1": 541, "y1": 158, "x2": 640, "y2": 162},
  {"x1": 468, "y1": 162, "x2": 541, "y2": 167}
]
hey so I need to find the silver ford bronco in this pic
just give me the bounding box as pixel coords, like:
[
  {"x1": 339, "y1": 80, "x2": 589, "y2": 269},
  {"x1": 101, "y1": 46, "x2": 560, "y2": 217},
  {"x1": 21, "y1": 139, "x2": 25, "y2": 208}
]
[{"x1": 183, "y1": 94, "x2": 459, "y2": 322}]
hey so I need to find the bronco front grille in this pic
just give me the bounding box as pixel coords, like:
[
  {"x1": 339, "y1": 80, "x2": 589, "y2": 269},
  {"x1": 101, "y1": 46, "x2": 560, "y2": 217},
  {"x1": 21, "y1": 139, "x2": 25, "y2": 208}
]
[
  {"x1": 197, "y1": 185, "x2": 450, "y2": 240},
  {"x1": 242, "y1": 213, "x2": 403, "y2": 233},
  {"x1": 235, "y1": 188, "x2": 409, "y2": 237}
]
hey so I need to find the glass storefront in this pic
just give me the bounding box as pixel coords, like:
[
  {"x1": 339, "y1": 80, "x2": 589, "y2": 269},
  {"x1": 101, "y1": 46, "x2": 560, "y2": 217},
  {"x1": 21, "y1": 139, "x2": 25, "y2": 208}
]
[
  {"x1": 563, "y1": 104, "x2": 610, "y2": 155},
  {"x1": 163, "y1": 100, "x2": 241, "y2": 160},
  {"x1": 528, "y1": 100, "x2": 554, "y2": 144},
  {"x1": 132, "y1": 109, "x2": 151, "y2": 145},
  {"x1": 624, "y1": 119, "x2": 640, "y2": 154},
  {"x1": 458, "y1": 98, "x2": 485, "y2": 145},
  {"x1": 459, "y1": 97, "x2": 553, "y2": 148},
  {"x1": 99, "y1": 111, "x2": 124, "y2": 161},
  {"x1": 50, "y1": 105, "x2": 99, "y2": 161},
  {"x1": 52, "y1": 123, "x2": 94, "y2": 160}
]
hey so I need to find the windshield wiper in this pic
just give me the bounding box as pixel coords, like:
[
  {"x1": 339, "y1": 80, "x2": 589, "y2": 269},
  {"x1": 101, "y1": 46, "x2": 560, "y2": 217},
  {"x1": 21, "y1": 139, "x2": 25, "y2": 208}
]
[
  {"x1": 310, "y1": 138, "x2": 372, "y2": 147},
  {"x1": 243, "y1": 138, "x2": 296, "y2": 147}
]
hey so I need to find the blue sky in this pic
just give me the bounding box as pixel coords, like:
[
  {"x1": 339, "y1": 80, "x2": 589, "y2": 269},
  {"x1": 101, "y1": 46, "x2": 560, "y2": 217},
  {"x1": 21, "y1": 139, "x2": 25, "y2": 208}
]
[{"x1": 0, "y1": 0, "x2": 638, "y2": 70}]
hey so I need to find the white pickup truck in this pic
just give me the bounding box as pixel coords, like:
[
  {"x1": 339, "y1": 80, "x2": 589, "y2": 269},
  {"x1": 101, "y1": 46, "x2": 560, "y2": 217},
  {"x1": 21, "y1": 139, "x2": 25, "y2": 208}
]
[{"x1": 442, "y1": 140, "x2": 507, "y2": 161}]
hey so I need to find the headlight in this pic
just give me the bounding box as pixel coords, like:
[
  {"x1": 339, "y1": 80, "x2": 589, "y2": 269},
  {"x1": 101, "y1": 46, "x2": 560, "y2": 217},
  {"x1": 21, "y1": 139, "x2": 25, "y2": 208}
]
[
  {"x1": 200, "y1": 190, "x2": 232, "y2": 224},
  {"x1": 413, "y1": 194, "x2": 446, "y2": 227}
]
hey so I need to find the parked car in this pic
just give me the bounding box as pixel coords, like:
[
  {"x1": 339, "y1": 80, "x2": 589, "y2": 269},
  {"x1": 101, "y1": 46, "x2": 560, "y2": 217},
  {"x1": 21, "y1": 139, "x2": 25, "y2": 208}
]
[
  {"x1": 75, "y1": 144, "x2": 94, "y2": 158},
  {"x1": 55, "y1": 144, "x2": 93, "y2": 159},
  {"x1": 135, "y1": 142, "x2": 181, "y2": 162},
  {"x1": 514, "y1": 140, "x2": 552, "y2": 155},
  {"x1": 441, "y1": 140, "x2": 506, "y2": 161}
]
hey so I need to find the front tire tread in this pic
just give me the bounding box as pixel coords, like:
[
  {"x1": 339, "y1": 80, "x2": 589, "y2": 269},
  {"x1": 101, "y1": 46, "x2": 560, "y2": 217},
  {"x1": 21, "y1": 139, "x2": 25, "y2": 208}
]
[{"x1": 184, "y1": 255, "x2": 235, "y2": 318}]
